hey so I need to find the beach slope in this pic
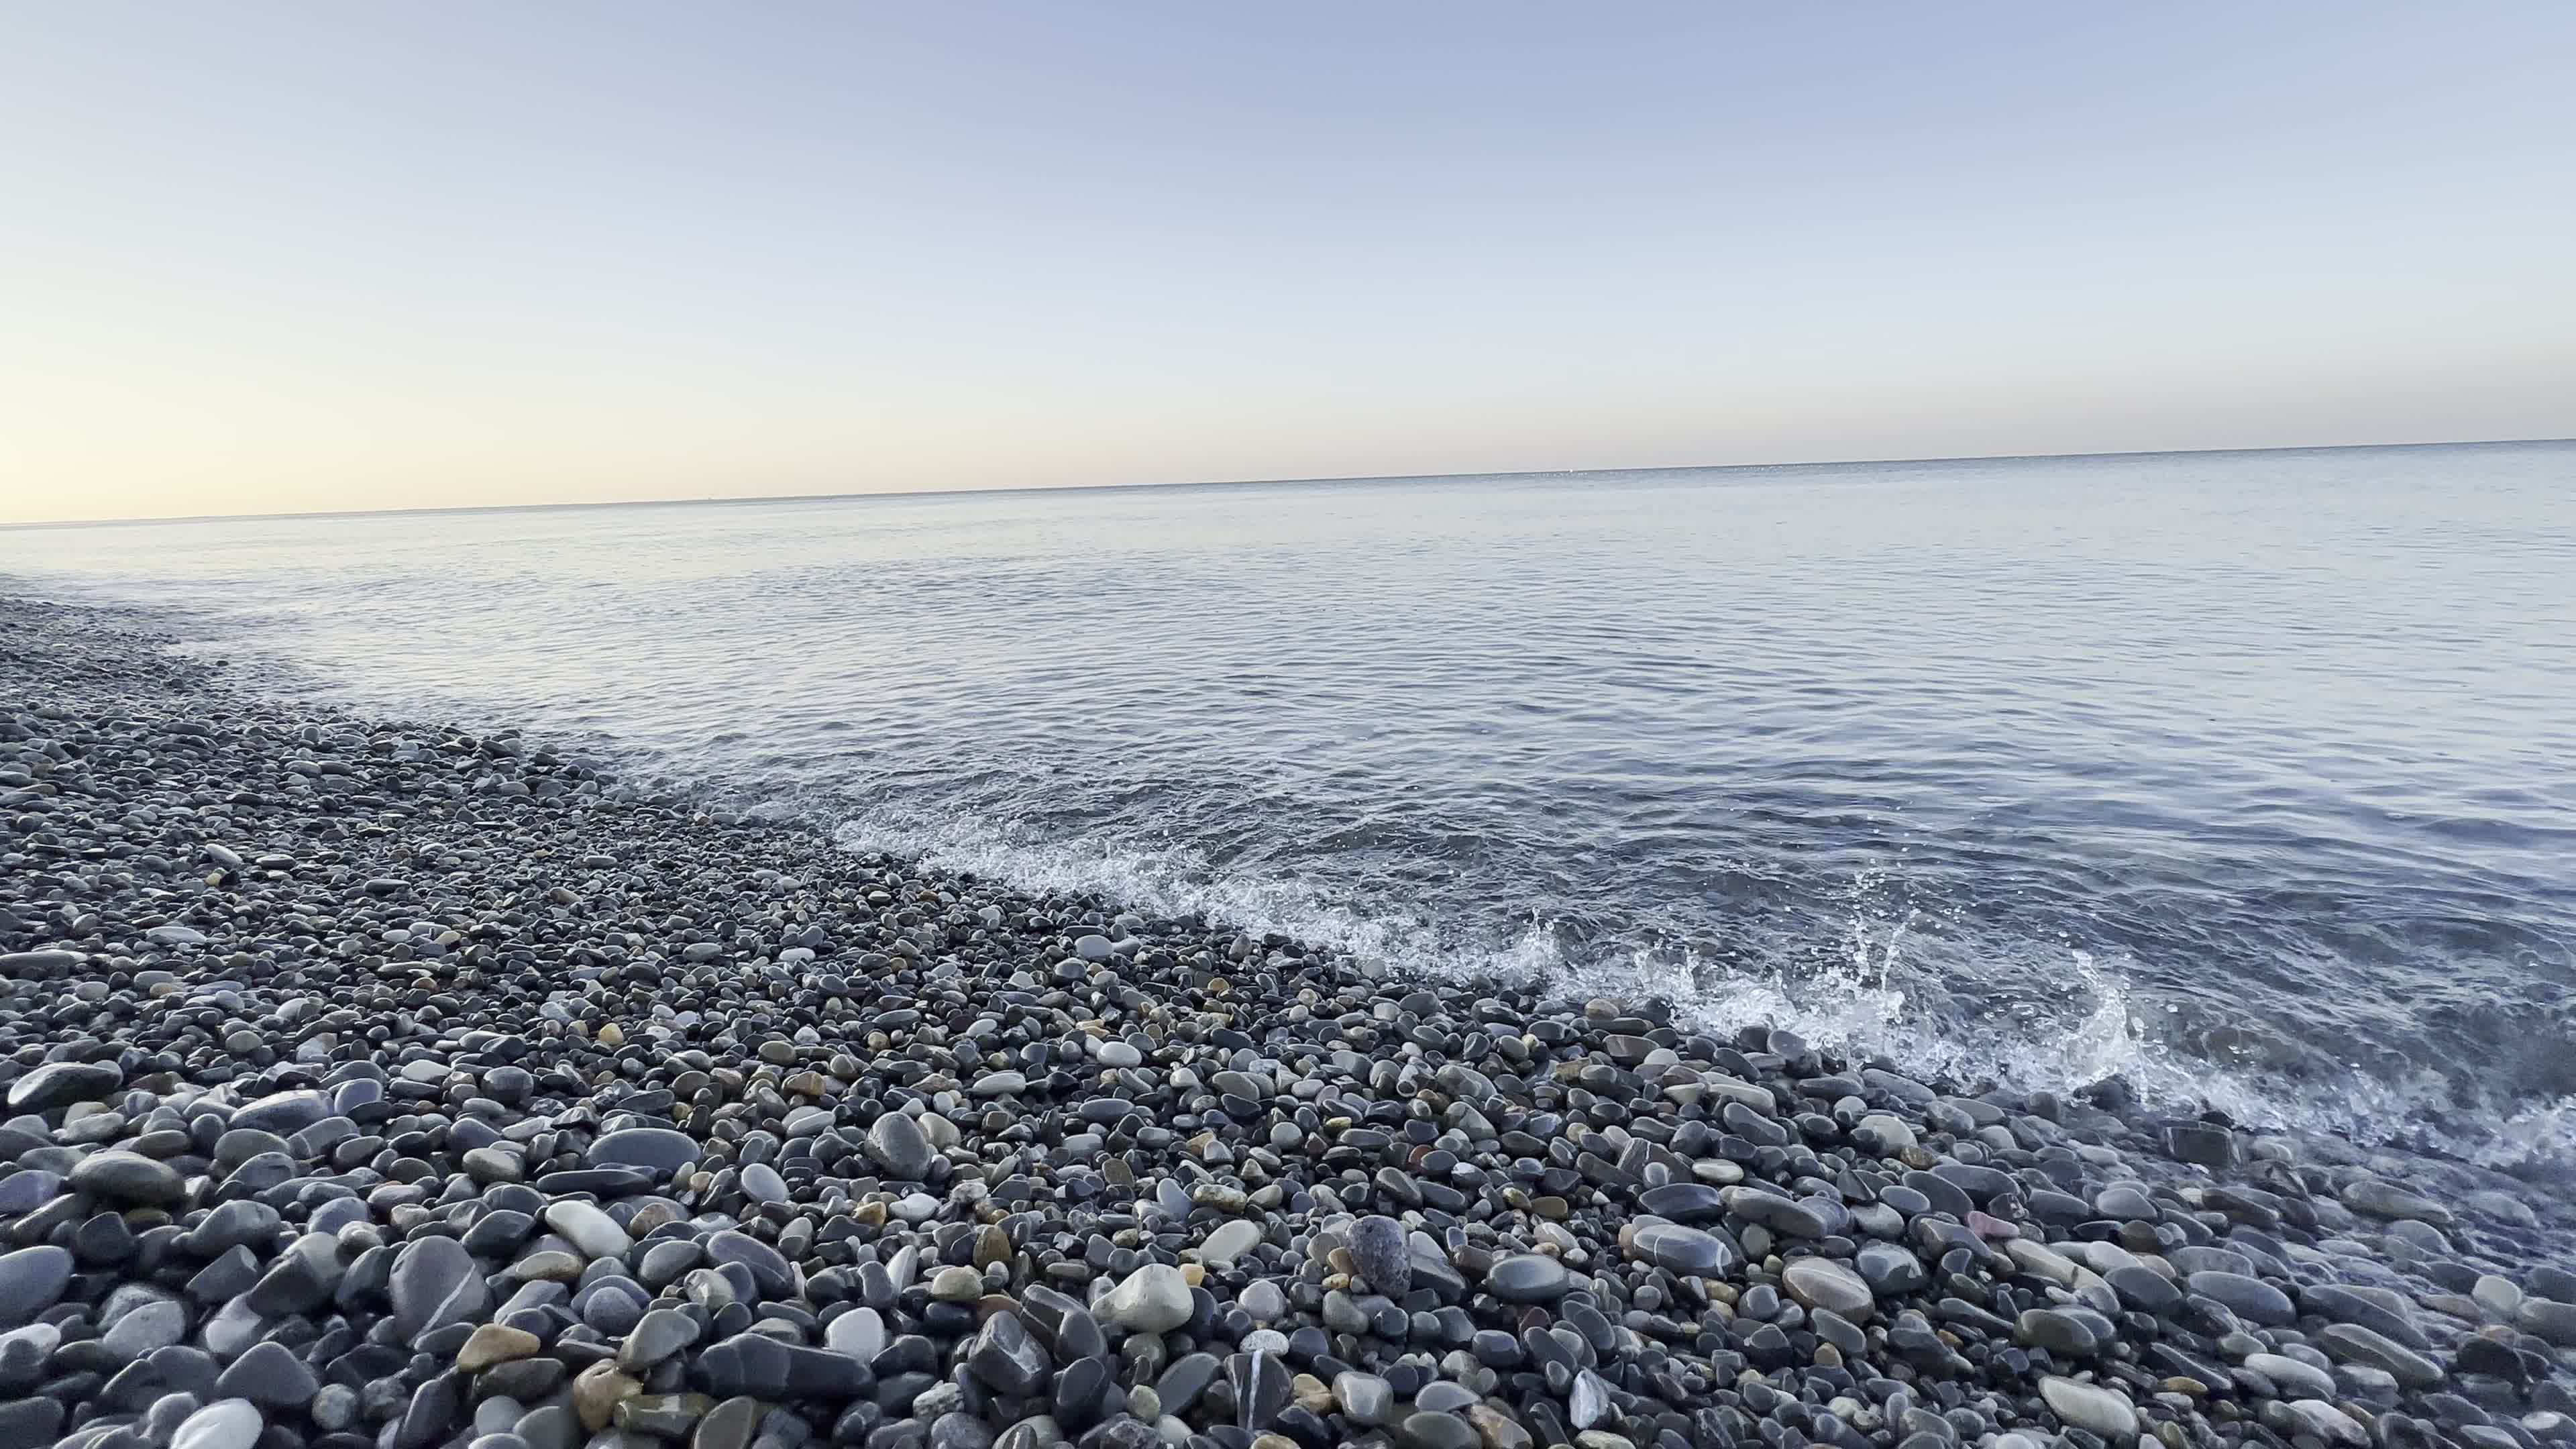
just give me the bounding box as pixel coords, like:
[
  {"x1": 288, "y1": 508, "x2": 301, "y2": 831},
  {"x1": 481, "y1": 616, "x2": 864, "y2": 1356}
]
[{"x1": 2, "y1": 591, "x2": 2571, "y2": 1449}]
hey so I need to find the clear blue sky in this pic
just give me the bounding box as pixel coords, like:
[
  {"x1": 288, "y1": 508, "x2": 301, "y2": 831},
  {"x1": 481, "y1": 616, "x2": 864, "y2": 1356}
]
[{"x1": 4, "y1": 3, "x2": 2571, "y2": 521}]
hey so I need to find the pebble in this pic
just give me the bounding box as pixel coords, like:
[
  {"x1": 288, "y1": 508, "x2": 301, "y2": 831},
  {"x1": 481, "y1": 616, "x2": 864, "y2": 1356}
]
[
  {"x1": 1485, "y1": 1254, "x2": 1572, "y2": 1303},
  {"x1": 2017, "y1": 1307, "x2": 2106, "y2": 1355},
  {"x1": 1627, "y1": 1222, "x2": 1739, "y2": 1277},
  {"x1": 543, "y1": 1199, "x2": 634, "y2": 1259},
  {"x1": 7, "y1": 1060, "x2": 123, "y2": 1112},
  {"x1": 739, "y1": 1161, "x2": 788, "y2": 1203},
  {"x1": 1240, "y1": 1279, "x2": 1286, "y2": 1322},
  {"x1": 2520, "y1": 1298, "x2": 2576, "y2": 1347},
  {"x1": 217, "y1": 1340, "x2": 321, "y2": 1405},
  {"x1": 1348, "y1": 1214, "x2": 1412, "y2": 1295},
  {"x1": 1334, "y1": 1371, "x2": 1395, "y2": 1425},
  {"x1": 2245, "y1": 1352, "x2": 2338, "y2": 1399},
  {"x1": 869, "y1": 1110, "x2": 936, "y2": 1179},
  {"x1": 1200, "y1": 1218, "x2": 1263, "y2": 1269},
  {"x1": 588, "y1": 1128, "x2": 701, "y2": 1177},
  {"x1": 68, "y1": 1149, "x2": 187, "y2": 1204},
  {"x1": 1782, "y1": 1256, "x2": 1876, "y2": 1322},
  {"x1": 2039, "y1": 1377, "x2": 2138, "y2": 1439},
  {"x1": 1723, "y1": 1187, "x2": 1829, "y2": 1238},
  {"x1": 2188, "y1": 1269, "x2": 2296, "y2": 1326},
  {"x1": 171, "y1": 1399, "x2": 265, "y2": 1449},
  {"x1": 825, "y1": 1306, "x2": 886, "y2": 1363},
  {"x1": 460, "y1": 1324, "x2": 544, "y2": 1373},
  {"x1": 615, "y1": 1309, "x2": 698, "y2": 1371},
  {"x1": 100, "y1": 1297, "x2": 187, "y2": 1358},
  {"x1": 967, "y1": 1310, "x2": 1051, "y2": 1396},
  {"x1": 0, "y1": 1246, "x2": 72, "y2": 1326},
  {"x1": 1402, "y1": 1410, "x2": 1482, "y2": 1449},
  {"x1": 2317, "y1": 1323, "x2": 2447, "y2": 1388},
  {"x1": 390, "y1": 1235, "x2": 489, "y2": 1338},
  {"x1": 1099, "y1": 1263, "x2": 1194, "y2": 1332}
]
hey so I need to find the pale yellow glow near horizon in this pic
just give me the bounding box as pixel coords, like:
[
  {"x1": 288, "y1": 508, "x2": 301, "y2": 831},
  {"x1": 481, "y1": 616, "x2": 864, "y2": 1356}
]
[{"x1": 7, "y1": 344, "x2": 2572, "y2": 525}]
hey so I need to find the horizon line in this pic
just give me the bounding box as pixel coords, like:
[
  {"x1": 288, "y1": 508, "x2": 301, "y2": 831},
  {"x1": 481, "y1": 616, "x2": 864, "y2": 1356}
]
[{"x1": 6, "y1": 433, "x2": 2569, "y2": 531}]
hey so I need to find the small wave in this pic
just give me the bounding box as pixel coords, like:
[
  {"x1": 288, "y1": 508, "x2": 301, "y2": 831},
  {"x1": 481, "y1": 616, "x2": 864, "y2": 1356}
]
[
  {"x1": 833, "y1": 802, "x2": 1561, "y2": 980},
  {"x1": 831, "y1": 800, "x2": 2573, "y2": 1177}
]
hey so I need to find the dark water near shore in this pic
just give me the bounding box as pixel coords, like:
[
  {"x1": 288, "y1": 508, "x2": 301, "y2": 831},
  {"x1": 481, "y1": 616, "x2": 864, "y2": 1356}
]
[{"x1": 10, "y1": 443, "x2": 2576, "y2": 1167}]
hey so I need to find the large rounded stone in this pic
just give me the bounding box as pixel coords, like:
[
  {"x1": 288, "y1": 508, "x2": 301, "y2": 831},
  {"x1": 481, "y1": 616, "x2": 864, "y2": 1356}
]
[
  {"x1": 1400, "y1": 1412, "x2": 1481, "y2": 1449},
  {"x1": 2039, "y1": 1377, "x2": 2137, "y2": 1439},
  {"x1": 1636, "y1": 1183, "x2": 1728, "y2": 1222},
  {"x1": 824, "y1": 1306, "x2": 885, "y2": 1364},
  {"x1": 214, "y1": 1340, "x2": 321, "y2": 1406},
  {"x1": 2186, "y1": 1270, "x2": 2295, "y2": 1327},
  {"x1": 866, "y1": 1111, "x2": 934, "y2": 1180},
  {"x1": 1782, "y1": 1256, "x2": 1875, "y2": 1322},
  {"x1": 0, "y1": 1247, "x2": 73, "y2": 1326},
  {"x1": 2315, "y1": 1324, "x2": 2444, "y2": 1388},
  {"x1": 1098, "y1": 1263, "x2": 1192, "y2": 1332},
  {"x1": 2017, "y1": 1307, "x2": 2108, "y2": 1355},
  {"x1": 967, "y1": 1310, "x2": 1051, "y2": 1397},
  {"x1": 1199, "y1": 1219, "x2": 1263, "y2": 1271},
  {"x1": 99, "y1": 1297, "x2": 187, "y2": 1360},
  {"x1": 2515, "y1": 1298, "x2": 2576, "y2": 1348},
  {"x1": 69, "y1": 1151, "x2": 186, "y2": 1206},
  {"x1": 391, "y1": 1235, "x2": 489, "y2": 1338},
  {"x1": 1485, "y1": 1254, "x2": 1572, "y2": 1303},
  {"x1": 543, "y1": 1201, "x2": 633, "y2": 1260},
  {"x1": 229, "y1": 1090, "x2": 333, "y2": 1136},
  {"x1": 2340, "y1": 1179, "x2": 2453, "y2": 1226},
  {"x1": 586, "y1": 1129, "x2": 700, "y2": 1177},
  {"x1": 1855, "y1": 1240, "x2": 1927, "y2": 1295},
  {"x1": 5, "y1": 1061, "x2": 123, "y2": 1114},
  {"x1": 2104, "y1": 1265, "x2": 2182, "y2": 1313},
  {"x1": 1347, "y1": 1216, "x2": 1411, "y2": 1295},
  {"x1": 2243, "y1": 1353, "x2": 2336, "y2": 1399},
  {"x1": 1628, "y1": 1223, "x2": 1740, "y2": 1277},
  {"x1": 1723, "y1": 1187, "x2": 1829, "y2": 1238},
  {"x1": 616, "y1": 1309, "x2": 700, "y2": 1372},
  {"x1": 171, "y1": 1399, "x2": 264, "y2": 1449}
]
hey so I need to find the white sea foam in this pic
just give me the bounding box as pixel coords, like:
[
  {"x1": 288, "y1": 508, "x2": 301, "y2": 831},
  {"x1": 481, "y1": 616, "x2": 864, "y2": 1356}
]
[
  {"x1": 832, "y1": 802, "x2": 2565, "y2": 1174},
  {"x1": 2473, "y1": 1094, "x2": 2576, "y2": 1171}
]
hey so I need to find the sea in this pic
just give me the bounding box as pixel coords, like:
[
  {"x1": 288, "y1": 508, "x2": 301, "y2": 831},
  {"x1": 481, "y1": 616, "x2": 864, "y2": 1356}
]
[{"x1": 9, "y1": 441, "x2": 2574, "y2": 1173}]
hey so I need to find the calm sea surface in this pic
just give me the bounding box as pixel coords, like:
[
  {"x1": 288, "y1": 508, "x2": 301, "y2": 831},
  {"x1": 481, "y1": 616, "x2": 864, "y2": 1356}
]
[{"x1": 10, "y1": 443, "x2": 2575, "y2": 1168}]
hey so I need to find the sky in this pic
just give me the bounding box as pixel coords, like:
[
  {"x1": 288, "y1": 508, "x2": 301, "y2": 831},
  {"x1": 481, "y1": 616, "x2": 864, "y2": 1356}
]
[{"x1": 3, "y1": 4, "x2": 2573, "y2": 524}]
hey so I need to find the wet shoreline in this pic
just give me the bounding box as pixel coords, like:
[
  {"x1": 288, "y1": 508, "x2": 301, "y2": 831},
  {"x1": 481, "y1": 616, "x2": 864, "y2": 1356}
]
[{"x1": 3, "y1": 590, "x2": 2572, "y2": 1449}]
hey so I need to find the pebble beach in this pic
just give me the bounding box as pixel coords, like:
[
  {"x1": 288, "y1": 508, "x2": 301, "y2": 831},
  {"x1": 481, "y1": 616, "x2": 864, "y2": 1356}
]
[{"x1": 4, "y1": 588, "x2": 2573, "y2": 1449}]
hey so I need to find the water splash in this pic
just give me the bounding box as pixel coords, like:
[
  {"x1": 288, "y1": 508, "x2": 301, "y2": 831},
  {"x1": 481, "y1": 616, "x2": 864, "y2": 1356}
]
[
  {"x1": 2471, "y1": 1094, "x2": 2576, "y2": 1171},
  {"x1": 830, "y1": 796, "x2": 2575, "y2": 1181}
]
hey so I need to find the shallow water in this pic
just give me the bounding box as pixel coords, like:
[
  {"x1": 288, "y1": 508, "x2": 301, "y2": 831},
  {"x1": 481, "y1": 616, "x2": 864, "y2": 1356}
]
[{"x1": 10, "y1": 442, "x2": 2575, "y2": 1167}]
